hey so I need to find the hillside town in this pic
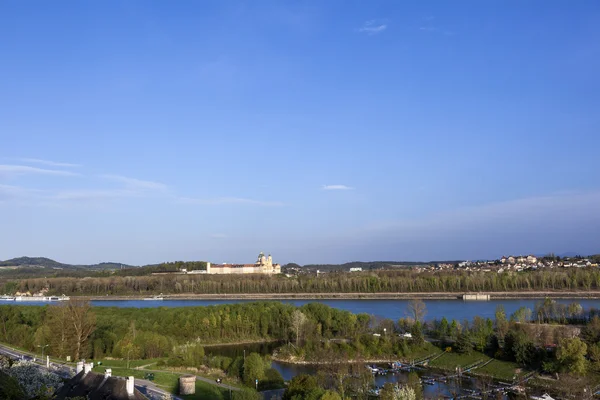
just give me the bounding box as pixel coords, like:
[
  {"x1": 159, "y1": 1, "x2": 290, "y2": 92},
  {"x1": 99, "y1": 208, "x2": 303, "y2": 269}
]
[{"x1": 426, "y1": 255, "x2": 599, "y2": 274}]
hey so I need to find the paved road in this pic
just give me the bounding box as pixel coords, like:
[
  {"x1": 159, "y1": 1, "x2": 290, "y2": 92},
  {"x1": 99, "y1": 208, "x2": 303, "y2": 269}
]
[{"x1": 0, "y1": 343, "x2": 181, "y2": 400}]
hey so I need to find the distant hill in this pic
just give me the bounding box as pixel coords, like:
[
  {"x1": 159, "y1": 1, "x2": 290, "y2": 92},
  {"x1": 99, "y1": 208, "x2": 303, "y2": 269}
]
[
  {"x1": 0, "y1": 257, "x2": 65, "y2": 269},
  {"x1": 285, "y1": 261, "x2": 430, "y2": 272},
  {"x1": 0, "y1": 257, "x2": 135, "y2": 270}
]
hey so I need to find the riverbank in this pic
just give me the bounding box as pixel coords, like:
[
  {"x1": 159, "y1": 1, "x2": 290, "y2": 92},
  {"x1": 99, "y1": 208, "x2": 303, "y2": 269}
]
[{"x1": 74, "y1": 290, "x2": 600, "y2": 301}]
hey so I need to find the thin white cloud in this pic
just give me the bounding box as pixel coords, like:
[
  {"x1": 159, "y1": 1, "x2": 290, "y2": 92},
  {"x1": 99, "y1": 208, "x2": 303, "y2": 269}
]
[
  {"x1": 211, "y1": 233, "x2": 227, "y2": 239},
  {"x1": 177, "y1": 196, "x2": 284, "y2": 207},
  {"x1": 19, "y1": 158, "x2": 81, "y2": 168},
  {"x1": 99, "y1": 174, "x2": 167, "y2": 191},
  {"x1": 358, "y1": 20, "x2": 387, "y2": 35},
  {"x1": 322, "y1": 185, "x2": 353, "y2": 191},
  {"x1": 0, "y1": 165, "x2": 80, "y2": 177}
]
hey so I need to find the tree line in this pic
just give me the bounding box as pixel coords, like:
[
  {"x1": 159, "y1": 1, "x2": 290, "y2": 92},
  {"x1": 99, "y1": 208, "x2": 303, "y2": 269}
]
[{"x1": 5, "y1": 267, "x2": 600, "y2": 296}]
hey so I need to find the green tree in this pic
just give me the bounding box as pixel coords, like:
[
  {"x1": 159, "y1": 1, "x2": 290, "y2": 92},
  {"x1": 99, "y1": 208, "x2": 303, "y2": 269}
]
[
  {"x1": 455, "y1": 332, "x2": 473, "y2": 354},
  {"x1": 410, "y1": 321, "x2": 424, "y2": 345},
  {"x1": 449, "y1": 319, "x2": 461, "y2": 341},
  {"x1": 437, "y1": 317, "x2": 449, "y2": 339},
  {"x1": 510, "y1": 307, "x2": 532, "y2": 323},
  {"x1": 504, "y1": 330, "x2": 534, "y2": 366},
  {"x1": 556, "y1": 337, "x2": 587, "y2": 375},
  {"x1": 242, "y1": 353, "x2": 266, "y2": 387},
  {"x1": 494, "y1": 305, "x2": 509, "y2": 345},
  {"x1": 232, "y1": 388, "x2": 261, "y2": 400},
  {"x1": 320, "y1": 391, "x2": 341, "y2": 400},
  {"x1": 380, "y1": 383, "x2": 399, "y2": 400},
  {"x1": 407, "y1": 372, "x2": 423, "y2": 400},
  {"x1": 283, "y1": 374, "x2": 322, "y2": 400}
]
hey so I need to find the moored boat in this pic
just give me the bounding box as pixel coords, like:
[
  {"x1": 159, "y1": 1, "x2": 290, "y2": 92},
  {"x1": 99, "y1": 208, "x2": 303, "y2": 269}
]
[{"x1": 143, "y1": 293, "x2": 165, "y2": 300}]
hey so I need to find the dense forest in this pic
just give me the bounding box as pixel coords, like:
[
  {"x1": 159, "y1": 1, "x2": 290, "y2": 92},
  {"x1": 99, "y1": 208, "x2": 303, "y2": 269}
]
[
  {"x1": 4, "y1": 268, "x2": 600, "y2": 296},
  {"x1": 0, "y1": 302, "x2": 366, "y2": 360}
]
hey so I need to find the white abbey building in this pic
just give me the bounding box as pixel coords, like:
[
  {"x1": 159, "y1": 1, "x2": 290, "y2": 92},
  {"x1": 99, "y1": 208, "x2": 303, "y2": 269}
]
[{"x1": 207, "y1": 252, "x2": 281, "y2": 275}]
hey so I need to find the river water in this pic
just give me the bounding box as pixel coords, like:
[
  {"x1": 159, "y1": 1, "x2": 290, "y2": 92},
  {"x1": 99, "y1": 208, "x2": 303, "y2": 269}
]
[{"x1": 4, "y1": 298, "x2": 598, "y2": 322}]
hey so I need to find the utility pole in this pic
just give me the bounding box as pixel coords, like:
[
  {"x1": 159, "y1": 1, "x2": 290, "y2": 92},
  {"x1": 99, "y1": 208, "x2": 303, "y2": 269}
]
[{"x1": 37, "y1": 344, "x2": 49, "y2": 365}]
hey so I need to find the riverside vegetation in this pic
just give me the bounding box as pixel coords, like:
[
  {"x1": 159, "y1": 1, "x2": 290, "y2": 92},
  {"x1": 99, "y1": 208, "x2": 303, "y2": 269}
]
[
  {"x1": 1, "y1": 299, "x2": 600, "y2": 399},
  {"x1": 4, "y1": 267, "x2": 600, "y2": 296}
]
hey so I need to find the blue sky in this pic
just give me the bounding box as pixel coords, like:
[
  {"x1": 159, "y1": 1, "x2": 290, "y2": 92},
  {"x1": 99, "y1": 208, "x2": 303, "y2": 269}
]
[{"x1": 1, "y1": 1, "x2": 599, "y2": 265}]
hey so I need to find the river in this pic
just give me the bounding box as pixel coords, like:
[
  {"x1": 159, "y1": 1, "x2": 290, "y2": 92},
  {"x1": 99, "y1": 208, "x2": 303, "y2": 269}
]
[{"x1": 3, "y1": 298, "x2": 598, "y2": 322}]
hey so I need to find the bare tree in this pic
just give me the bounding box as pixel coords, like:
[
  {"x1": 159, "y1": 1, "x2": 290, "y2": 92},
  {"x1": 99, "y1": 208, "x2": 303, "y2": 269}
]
[
  {"x1": 46, "y1": 303, "x2": 70, "y2": 359},
  {"x1": 406, "y1": 299, "x2": 427, "y2": 323},
  {"x1": 65, "y1": 299, "x2": 96, "y2": 360},
  {"x1": 291, "y1": 310, "x2": 307, "y2": 346}
]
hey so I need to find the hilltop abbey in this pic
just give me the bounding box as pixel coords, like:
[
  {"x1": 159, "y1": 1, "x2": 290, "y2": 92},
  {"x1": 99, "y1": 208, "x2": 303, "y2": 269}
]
[{"x1": 206, "y1": 252, "x2": 281, "y2": 274}]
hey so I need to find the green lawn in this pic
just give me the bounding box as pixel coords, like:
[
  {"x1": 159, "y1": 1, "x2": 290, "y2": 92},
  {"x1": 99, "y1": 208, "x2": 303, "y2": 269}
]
[
  {"x1": 110, "y1": 367, "x2": 180, "y2": 391},
  {"x1": 428, "y1": 350, "x2": 520, "y2": 381},
  {"x1": 403, "y1": 342, "x2": 441, "y2": 361},
  {"x1": 429, "y1": 351, "x2": 484, "y2": 370},
  {"x1": 96, "y1": 358, "x2": 163, "y2": 369},
  {"x1": 475, "y1": 359, "x2": 520, "y2": 381}
]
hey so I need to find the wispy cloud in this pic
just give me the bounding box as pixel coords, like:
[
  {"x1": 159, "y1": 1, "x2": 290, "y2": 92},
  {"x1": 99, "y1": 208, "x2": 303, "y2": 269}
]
[
  {"x1": 322, "y1": 184, "x2": 353, "y2": 191},
  {"x1": 358, "y1": 20, "x2": 387, "y2": 35},
  {"x1": 177, "y1": 196, "x2": 284, "y2": 207},
  {"x1": 99, "y1": 174, "x2": 167, "y2": 191},
  {"x1": 0, "y1": 165, "x2": 80, "y2": 177},
  {"x1": 19, "y1": 158, "x2": 81, "y2": 168},
  {"x1": 211, "y1": 233, "x2": 227, "y2": 239}
]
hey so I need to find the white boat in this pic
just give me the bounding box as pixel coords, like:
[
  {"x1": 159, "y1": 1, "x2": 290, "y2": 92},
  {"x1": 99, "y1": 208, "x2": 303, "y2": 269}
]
[
  {"x1": 15, "y1": 296, "x2": 45, "y2": 301},
  {"x1": 15, "y1": 294, "x2": 70, "y2": 302},
  {"x1": 0, "y1": 295, "x2": 15, "y2": 301},
  {"x1": 143, "y1": 294, "x2": 164, "y2": 300}
]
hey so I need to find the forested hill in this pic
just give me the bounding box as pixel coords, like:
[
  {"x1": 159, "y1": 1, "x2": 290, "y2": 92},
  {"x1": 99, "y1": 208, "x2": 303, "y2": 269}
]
[
  {"x1": 0, "y1": 256, "x2": 134, "y2": 270},
  {"x1": 286, "y1": 261, "x2": 433, "y2": 272}
]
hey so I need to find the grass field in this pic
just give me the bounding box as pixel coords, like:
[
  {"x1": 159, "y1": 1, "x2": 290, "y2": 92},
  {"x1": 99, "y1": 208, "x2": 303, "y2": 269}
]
[
  {"x1": 96, "y1": 358, "x2": 163, "y2": 369},
  {"x1": 428, "y1": 350, "x2": 520, "y2": 381},
  {"x1": 474, "y1": 358, "x2": 520, "y2": 381},
  {"x1": 429, "y1": 351, "x2": 484, "y2": 369}
]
